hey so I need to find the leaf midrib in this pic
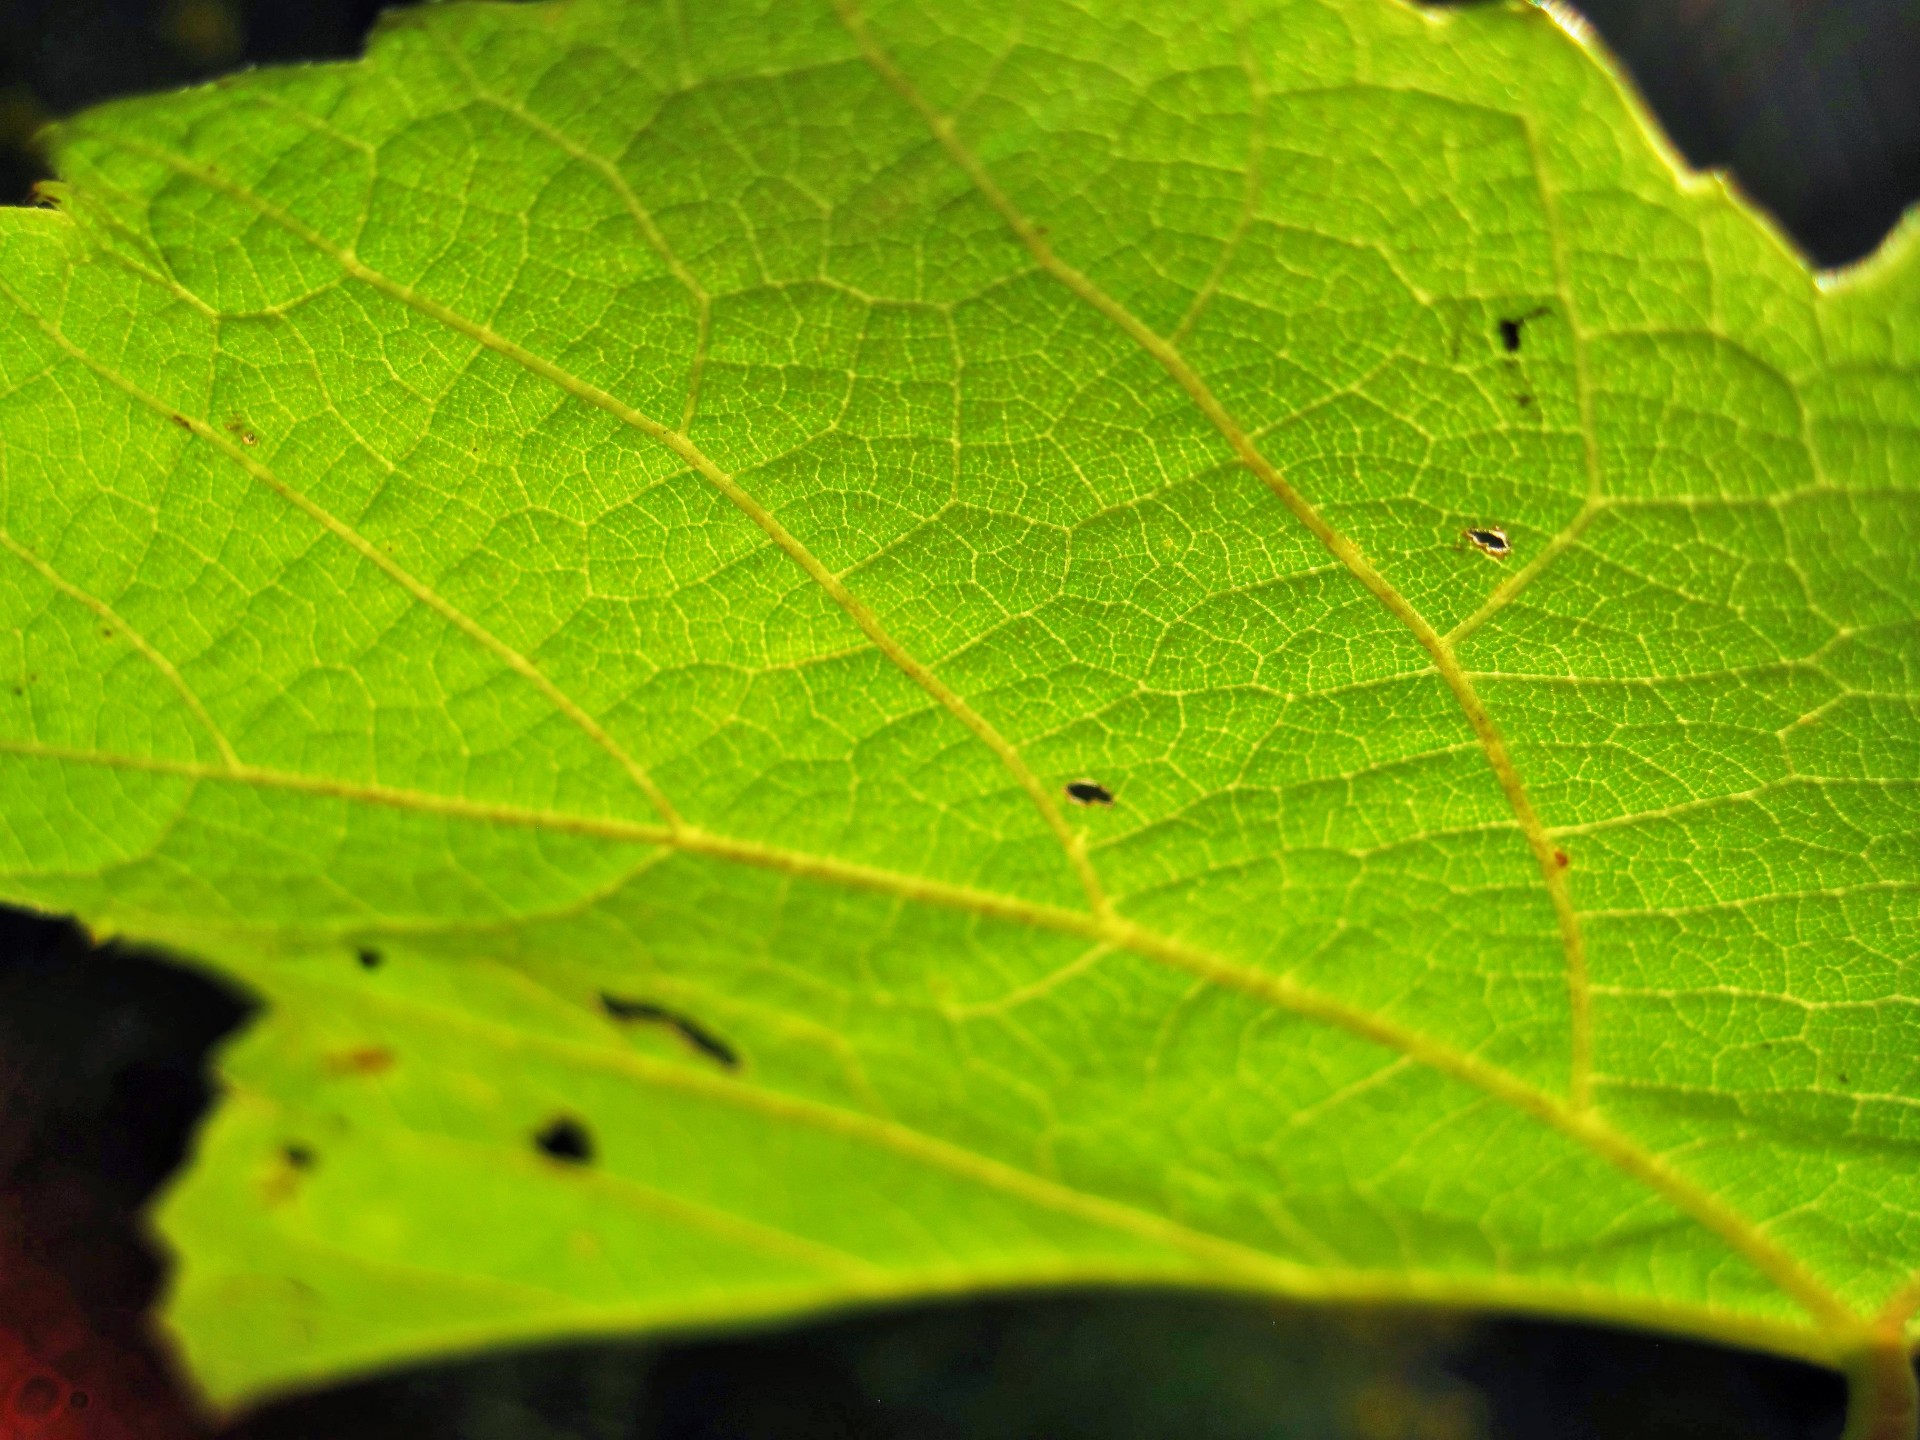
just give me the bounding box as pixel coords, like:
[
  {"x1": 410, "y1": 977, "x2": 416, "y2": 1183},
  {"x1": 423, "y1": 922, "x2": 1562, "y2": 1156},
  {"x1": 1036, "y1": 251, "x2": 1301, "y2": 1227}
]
[{"x1": 12, "y1": 24, "x2": 1874, "y2": 1346}]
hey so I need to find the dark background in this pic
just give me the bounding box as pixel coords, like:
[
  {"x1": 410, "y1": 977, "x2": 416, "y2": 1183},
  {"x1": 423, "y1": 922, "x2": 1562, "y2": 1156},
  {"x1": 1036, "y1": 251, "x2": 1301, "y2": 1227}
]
[{"x1": 0, "y1": 0, "x2": 1915, "y2": 1436}]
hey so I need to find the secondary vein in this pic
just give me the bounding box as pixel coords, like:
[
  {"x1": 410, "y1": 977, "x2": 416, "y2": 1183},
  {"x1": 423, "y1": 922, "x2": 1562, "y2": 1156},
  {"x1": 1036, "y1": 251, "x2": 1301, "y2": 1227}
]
[
  {"x1": 826, "y1": 0, "x2": 1867, "y2": 1334},
  {"x1": 14, "y1": 44, "x2": 1873, "y2": 1347},
  {"x1": 73, "y1": 125, "x2": 1111, "y2": 921},
  {"x1": 0, "y1": 731, "x2": 1857, "y2": 1336}
]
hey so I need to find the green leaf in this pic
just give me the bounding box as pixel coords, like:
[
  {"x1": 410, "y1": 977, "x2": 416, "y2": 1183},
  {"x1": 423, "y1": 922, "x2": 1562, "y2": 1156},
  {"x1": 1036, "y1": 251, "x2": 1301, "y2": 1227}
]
[{"x1": 2, "y1": 0, "x2": 1918, "y2": 1410}]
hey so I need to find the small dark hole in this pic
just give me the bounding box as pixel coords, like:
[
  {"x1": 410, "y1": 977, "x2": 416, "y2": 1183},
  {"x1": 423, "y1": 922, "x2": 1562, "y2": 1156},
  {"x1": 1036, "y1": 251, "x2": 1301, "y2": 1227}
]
[
  {"x1": 69, "y1": 1391, "x2": 89, "y2": 1410},
  {"x1": 1064, "y1": 780, "x2": 1114, "y2": 807},
  {"x1": 356, "y1": 946, "x2": 383, "y2": 970},
  {"x1": 1497, "y1": 305, "x2": 1550, "y2": 354},
  {"x1": 1464, "y1": 526, "x2": 1511, "y2": 559},
  {"x1": 535, "y1": 1115, "x2": 594, "y2": 1165},
  {"x1": 599, "y1": 993, "x2": 740, "y2": 1070},
  {"x1": 283, "y1": 1143, "x2": 316, "y2": 1170},
  {"x1": 14, "y1": 1376, "x2": 60, "y2": 1419}
]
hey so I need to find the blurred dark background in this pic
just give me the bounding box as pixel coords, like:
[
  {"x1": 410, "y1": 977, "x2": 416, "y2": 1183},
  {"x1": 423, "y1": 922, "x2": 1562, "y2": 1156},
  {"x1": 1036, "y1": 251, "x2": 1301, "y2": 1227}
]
[{"x1": 0, "y1": 0, "x2": 1915, "y2": 1436}]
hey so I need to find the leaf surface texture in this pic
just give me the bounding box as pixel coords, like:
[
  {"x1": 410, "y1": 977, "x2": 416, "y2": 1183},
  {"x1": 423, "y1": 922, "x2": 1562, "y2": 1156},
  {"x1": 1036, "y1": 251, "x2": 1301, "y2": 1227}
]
[{"x1": 0, "y1": 0, "x2": 1917, "y2": 1401}]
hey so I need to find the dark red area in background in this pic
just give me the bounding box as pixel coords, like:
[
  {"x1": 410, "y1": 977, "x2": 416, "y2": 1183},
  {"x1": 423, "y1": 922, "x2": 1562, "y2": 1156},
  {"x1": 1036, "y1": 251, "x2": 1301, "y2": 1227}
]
[
  {"x1": 0, "y1": 0, "x2": 1914, "y2": 1435},
  {"x1": 0, "y1": 912, "x2": 241, "y2": 1440}
]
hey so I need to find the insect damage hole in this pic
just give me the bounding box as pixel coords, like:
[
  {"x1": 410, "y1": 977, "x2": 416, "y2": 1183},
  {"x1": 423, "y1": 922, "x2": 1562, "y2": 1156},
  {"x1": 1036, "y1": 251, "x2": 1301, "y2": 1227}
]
[
  {"x1": 1497, "y1": 305, "x2": 1552, "y2": 353},
  {"x1": 599, "y1": 993, "x2": 740, "y2": 1070},
  {"x1": 1064, "y1": 779, "x2": 1114, "y2": 807},
  {"x1": 1464, "y1": 526, "x2": 1511, "y2": 560},
  {"x1": 535, "y1": 1115, "x2": 595, "y2": 1165}
]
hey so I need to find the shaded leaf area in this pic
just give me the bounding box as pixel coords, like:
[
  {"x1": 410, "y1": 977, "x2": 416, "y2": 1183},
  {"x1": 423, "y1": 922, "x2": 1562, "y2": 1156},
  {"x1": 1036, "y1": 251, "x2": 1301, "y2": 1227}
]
[
  {"x1": 0, "y1": 908, "x2": 1852, "y2": 1440},
  {"x1": 0, "y1": 908, "x2": 1854, "y2": 1438},
  {"x1": 1, "y1": 0, "x2": 1918, "y2": 1409},
  {"x1": 7, "y1": 0, "x2": 1918, "y2": 263}
]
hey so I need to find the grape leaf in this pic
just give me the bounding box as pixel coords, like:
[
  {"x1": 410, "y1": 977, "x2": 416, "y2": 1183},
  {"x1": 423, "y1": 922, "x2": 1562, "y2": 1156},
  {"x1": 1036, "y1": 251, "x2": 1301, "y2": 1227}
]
[{"x1": 2, "y1": 0, "x2": 1918, "y2": 1413}]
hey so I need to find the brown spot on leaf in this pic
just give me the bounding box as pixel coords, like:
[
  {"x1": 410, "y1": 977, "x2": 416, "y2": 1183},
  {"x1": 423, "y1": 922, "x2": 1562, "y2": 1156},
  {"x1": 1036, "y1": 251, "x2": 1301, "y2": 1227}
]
[{"x1": 322, "y1": 1045, "x2": 395, "y2": 1077}]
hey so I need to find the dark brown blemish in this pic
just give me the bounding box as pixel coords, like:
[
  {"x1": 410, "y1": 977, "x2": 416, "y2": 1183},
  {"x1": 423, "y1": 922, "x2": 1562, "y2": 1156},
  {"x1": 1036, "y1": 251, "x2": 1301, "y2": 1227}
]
[
  {"x1": 100, "y1": 628, "x2": 113, "y2": 639},
  {"x1": 600, "y1": 992, "x2": 740, "y2": 1070},
  {"x1": 1553, "y1": 849, "x2": 1570, "y2": 869},
  {"x1": 535, "y1": 1115, "x2": 594, "y2": 1165},
  {"x1": 356, "y1": 946, "x2": 383, "y2": 970},
  {"x1": 1064, "y1": 779, "x2": 1114, "y2": 807},
  {"x1": 323, "y1": 1045, "x2": 396, "y2": 1077},
  {"x1": 169, "y1": 413, "x2": 190, "y2": 429},
  {"x1": 1515, "y1": 393, "x2": 1534, "y2": 408},
  {"x1": 225, "y1": 416, "x2": 258, "y2": 446},
  {"x1": 283, "y1": 1143, "x2": 316, "y2": 1170},
  {"x1": 1464, "y1": 526, "x2": 1511, "y2": 560}
]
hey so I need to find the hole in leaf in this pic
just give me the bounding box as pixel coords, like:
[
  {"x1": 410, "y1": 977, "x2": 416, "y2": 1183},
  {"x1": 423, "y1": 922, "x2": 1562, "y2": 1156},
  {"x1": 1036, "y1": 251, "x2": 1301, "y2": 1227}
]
[
  {"x1": 1464, "y1": 527, "x2": 1511, "y2": 559},
  {"x1": 356, "y1": 946, "x2": 382, "y2": 970},
  {"x1": 599, "y1": 993, "x2": 740, "y2": 1070},
  {"x1": 1497, "y1": 305, "x2": 1551, "y2": 353},
  {"x1": 1064, "y1": 780, "x2": 1114, "y2": 807},
  {"x1": 535, "y1": 1115, "x2": 594, "y2": 1165}
]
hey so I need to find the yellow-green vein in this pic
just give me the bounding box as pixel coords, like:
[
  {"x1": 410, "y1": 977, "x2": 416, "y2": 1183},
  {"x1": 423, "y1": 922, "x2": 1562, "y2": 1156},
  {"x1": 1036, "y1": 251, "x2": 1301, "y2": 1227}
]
[
  {"x1": 827, "y1": 0, "x2": 1595, "y2": 1112},
  {"x1": 74, "y1": 124, "x2": 1112, "y2": 920}
]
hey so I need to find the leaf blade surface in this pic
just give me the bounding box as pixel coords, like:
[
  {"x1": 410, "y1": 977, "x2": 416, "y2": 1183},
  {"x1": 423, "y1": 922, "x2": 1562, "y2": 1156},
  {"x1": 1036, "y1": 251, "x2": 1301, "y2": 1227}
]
[{"x1": 0, "y1": 0, "x2": 1916, "y2": 1400}]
